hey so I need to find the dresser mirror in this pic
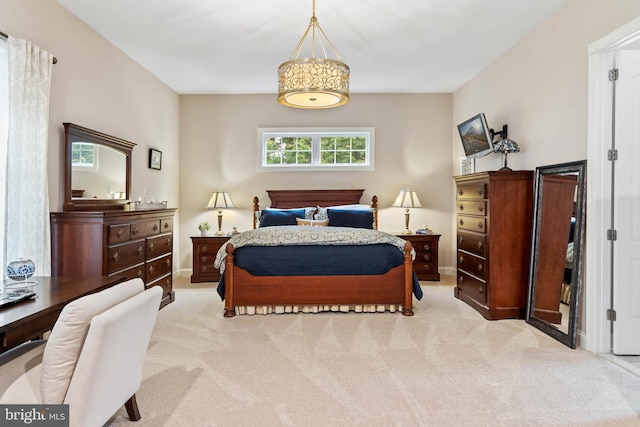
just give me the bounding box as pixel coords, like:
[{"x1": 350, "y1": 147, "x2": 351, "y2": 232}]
[
  {"x1": 526, "y1": 160, "x2": 586, "y2": 348},
  {"x1": 63, "y1": 123, "x2": 136, "y2": 211}
]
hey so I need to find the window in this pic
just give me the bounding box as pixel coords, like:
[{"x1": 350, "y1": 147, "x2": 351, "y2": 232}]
[
  {"x1": 71, "y1": 142, "x2": 97, "y2": 171},
  {"x1": 258, "y1": 127, "x2": 374, "y2": 171}
]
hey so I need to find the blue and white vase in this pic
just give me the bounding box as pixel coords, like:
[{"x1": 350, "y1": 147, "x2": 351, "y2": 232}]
[{"x1": 6, "y1": 258, "x2": 36, "y2": 281}]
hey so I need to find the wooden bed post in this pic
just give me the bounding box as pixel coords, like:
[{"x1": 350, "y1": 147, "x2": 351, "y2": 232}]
[
  {"x1": 223, "y1": 243, "x2": 236, "y2": 317},
  {"x1": 371, "y1": 195, "x2": 378, "y2": 230},
  {"x1": 252, "y1": 197, "x2": 260, "y2": 229},
  {"x1": 402, "y1": 240, "x2": 415, "y2": 316}
]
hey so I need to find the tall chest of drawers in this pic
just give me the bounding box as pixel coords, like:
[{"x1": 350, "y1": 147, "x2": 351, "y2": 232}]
[
  {"x1": 454, "y1": 171, "x2": 533, "y2": 320},
  {"x1": 50, "y1": 209, "x2": 177, "y2": 308}
]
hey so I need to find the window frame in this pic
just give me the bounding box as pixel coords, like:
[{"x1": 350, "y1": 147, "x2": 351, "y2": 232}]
[{"x1": 258, "y1": 127, "x2": 375, "y2": 172}]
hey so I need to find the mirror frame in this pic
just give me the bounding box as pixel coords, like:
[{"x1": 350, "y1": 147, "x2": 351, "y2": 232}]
[
  {"x1": 526, "y1": 160, "x2": 586, "y2": 348},
  {"x1": 63, "y1": 123, "x2": 136, "y2": 211}
]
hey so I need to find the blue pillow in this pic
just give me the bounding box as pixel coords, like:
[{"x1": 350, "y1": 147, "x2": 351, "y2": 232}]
[
  {"x1": 327, "y1": 209, "x2": 374, "y2": 229},
  {"x1": 259, "y1": 209, "x2": 305, "y2": 227}
]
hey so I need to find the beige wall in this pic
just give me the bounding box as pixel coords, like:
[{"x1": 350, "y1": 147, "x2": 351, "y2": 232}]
[
  {"x1": 1, "y1": 0, "x2": 181, "y2": 256},
  {"x1": 179, "y1": 94, "x2": 453, "y2": 271},
  {"x1": 453, "y1": 0, "x2": 640, "y2": 172},
  {"x1": 1, "y1": 0, "x2": 180, "y2": 213}
]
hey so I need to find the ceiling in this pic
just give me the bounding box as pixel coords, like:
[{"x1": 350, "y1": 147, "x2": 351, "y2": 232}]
[{"x1": 56, "y1": 0, "x2": 570, "y2": 95}]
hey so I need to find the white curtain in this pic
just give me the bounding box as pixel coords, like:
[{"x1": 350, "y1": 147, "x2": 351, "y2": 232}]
[{"x1": 5, "y1": 37, "x2": 54, "y2": 276}]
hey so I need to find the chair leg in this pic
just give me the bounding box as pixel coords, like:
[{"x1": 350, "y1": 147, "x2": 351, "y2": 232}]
[{"x1": 125, "y1": 394, "x2": 141, "y2": 421}]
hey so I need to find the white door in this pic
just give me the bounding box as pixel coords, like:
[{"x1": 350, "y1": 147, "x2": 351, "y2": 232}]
[{"x1": 613, "y1": 50, "x2": 640, "y2": 355}]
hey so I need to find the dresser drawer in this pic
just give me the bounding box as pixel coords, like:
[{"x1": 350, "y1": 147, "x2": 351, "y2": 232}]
[
  {"x1": 457, "y1": 183, "x2": 486, "y2": 200},
  {"x1": 148, "y1": 273, "x2": 172, "y2": 297},
  {"x1": 457, "y1": 215, "x2": 486, "y2": 233},
  {"x1": 111, "y1": 262, "x2": 145, "y2": 282},
  {"x1": 457, "y1": 250, "x2": 486, "y2": 280},
  {"x1": 196, "y1": 243, "x2": 223, "y2": 257},
  {"x1": 130, "y1": 220, "x2": 161, "y2": 239},
  {"x1": 147, "y1": 234, "x2": 172, "y2": 259},
  {"x1": 108, "y1": 224, "x2": 130, "y2": 244},
  {"x1": 160, "y1": 218, "x2": 173, "y2": 233},
  {"x1": 107, "y1": 240, "x2": 146, "y2": 273},
  {"x1": 457, "y1": 271, "x2": 487, "y2": 305},
  {"x1": 147, "y1": 253, "x2": 172, "y2": 282},
  {"x1": 457, "y1": 230, "x2": 486, "y2": 257},
  {"x1": 457, "y1": 200, "x2": 486, "y2": 216}
]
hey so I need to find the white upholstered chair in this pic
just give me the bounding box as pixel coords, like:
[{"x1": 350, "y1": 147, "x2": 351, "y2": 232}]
[{"x1": 0, "y1": 278, "x2": 162, "y2": 427}]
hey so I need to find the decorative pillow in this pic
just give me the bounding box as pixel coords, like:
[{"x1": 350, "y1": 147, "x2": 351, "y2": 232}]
[
  {"x1": 266, "y1": 207, "x2": 315, "y2": 219},
  {"x1": 327, "y1": 209, "x2": 375, "y2": 229},
  {"x1": 40, "y1": 278, "x2": 145, "y2": 404},
  {"x1": 296, "y1": 218, "x2": 329, "y2": 227},
  {"x1": 315, "y1": 204, "x2": 372, "y2": 221},
  {"x1": 259, "y1": 209, "x2": 306, "y2": 227}
]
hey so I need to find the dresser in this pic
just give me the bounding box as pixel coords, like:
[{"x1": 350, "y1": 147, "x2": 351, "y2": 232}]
[
  {"x1": 396, "y1": 234, "x2": 440, "y2": 281},
  {"x1": 454, "y1": 171, "x2": 533, "y2": 320},
  {"x1": 191, "y1": 236, "x2": 230, "y2": 282},
  {"x1": 50, "y1": 208, "x2": 177, "y2": 307}
]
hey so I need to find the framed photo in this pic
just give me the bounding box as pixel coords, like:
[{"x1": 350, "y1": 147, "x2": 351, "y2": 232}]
[
  {"x1": 460, "y1": 156, "x2": 475, "y2": 175},
  {"x1": 149, "y1": 148, "x2": 162, "y2": 170}
]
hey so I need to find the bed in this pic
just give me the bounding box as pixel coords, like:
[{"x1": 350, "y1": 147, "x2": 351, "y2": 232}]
[{"x1": 214, "y1": 189, "x2": 420, "y2": 317}]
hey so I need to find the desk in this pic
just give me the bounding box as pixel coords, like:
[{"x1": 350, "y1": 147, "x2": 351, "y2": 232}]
[{"x1": 0, "y1": 276, "x2": 124, "y2": 353}]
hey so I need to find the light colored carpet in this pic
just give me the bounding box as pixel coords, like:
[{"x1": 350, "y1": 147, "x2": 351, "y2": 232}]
[{"x1": 106, "y1": 276, "x2": 640, "y2": 427}]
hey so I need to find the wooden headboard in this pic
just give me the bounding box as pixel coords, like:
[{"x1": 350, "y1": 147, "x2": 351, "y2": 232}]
[{"x1": 252, "y1": 189, "x2": 378, "y2": 228}]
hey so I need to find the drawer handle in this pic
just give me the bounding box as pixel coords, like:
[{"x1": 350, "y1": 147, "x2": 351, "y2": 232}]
[
  {"x1": 477, "y1": 241, "x2": 483, "y2": 249},
  {"x1": 148, "y1": 266, "x2": 154, "y2": 274},
  {"x1": 165, "y1": 278, "x2": 170, "y2": 286},
  {"x1": 165, "y1": 259, "x2": 171, "y2": 267},
  {"x1": 164, "y1": 222, "x2": 170, "y2": 229},
  {"x1": 459, "y1": 236, "x2": 464, "y2": 244},
  {"x1": 476, "y1": 188, "x2": 483, "y2": 195},
  {"x1": 132, "y1": 227, "x2": 139, "y2": 235},
  {"x1": 117, "y1": 229, "x2": 124, "y2": 238},
  {"x1": 201, "y1": 256, "x2": 208, "y2": 262},
  {"x1": 112, "y1": 252, "x2": 120, "y2": 262},
  {"x1": 137, "y1": 246, "x2": 143, "y2": 255},
  {"x1": 149, "y1": 243, "x2": 155, "y2": 252},
  {"x1": 459, "y1": 256, "x2": 464, "y2": 264},
  {"x1": 458, "y1": 275, "x2": 464, "y2": 284},
  {"x1": 458, "y1": 189, "x2": 464, "y2": 196},
  {"x1": 423, "y1": 244, "x2": 430, "y2": 251},
  {"x1": 478, "y1": 222, "x2": 483, "y2": 229},
  {"x1": 153, "y1": 224, "x2": 159, "y2": 231},
  {"x1": 166, "y1": 238, "x2": 171, "y2": 246},
  {"x1": 478, "y1": 286, "x2": 484, "y2": 293},
  {"x1": 202, "y1": 247, "x2": 208, "y2": 253},
  {"x1": 477, "y1": 205, "x2": 484, "y2": 213},
  {"x1": 423, "y1": 254, "x2": 431, "y2": 261},
  {"x1": 423, "y1": 264, "x2": 431, "y2": 271},
  {"x1": 459, "y1": 219, "x2": 464, "y2": 226},
  {"x1": 459, "y1": 204, "x2": 464, "y2": 211},
  {"x1": 477, "y1": 264, "x2": 483, "y2": 272},
  {"x1": 137, "y1": 270, "x2": 143, "y2": 278}
]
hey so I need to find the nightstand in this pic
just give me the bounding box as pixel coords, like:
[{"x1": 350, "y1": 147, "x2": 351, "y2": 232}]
[
  {"x1": 395, "y1": 233, "x2": 441, "y2": 281},
  {"x1": 190, "y1": 235, "x2": 230, "y2": 282}
]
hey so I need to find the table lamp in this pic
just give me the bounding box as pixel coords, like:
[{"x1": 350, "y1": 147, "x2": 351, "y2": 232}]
[
  {"x1": 392, "y1": 189, "x2": 422, "y2": 234},
  {"x1": 206, "y1": 191, "x2": 235, "y2": 236}
]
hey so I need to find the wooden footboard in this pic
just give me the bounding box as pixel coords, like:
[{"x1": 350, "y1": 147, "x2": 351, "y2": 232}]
[{"x1": 223, "y1": 241, "x2": 415, "y2": 317}]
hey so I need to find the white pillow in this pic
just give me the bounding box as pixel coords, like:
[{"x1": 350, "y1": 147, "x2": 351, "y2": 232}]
[{"x1": 40, "y1": 278, "x2": 144, "y2": 404}]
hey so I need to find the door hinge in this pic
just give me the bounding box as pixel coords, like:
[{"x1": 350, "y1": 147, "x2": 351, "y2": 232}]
[
  {"x1": 609, "y1": 68, "x2": 619, "y2": 81},
  {"x1": 607, "y1": 229, "x2": 617, "y2": 241},
  {"x1": 608, "y1": 149, "x2": 618, "y2": 161},
  {"x1": 607, "y1": 308, "x2": 617, "y2": 321}
]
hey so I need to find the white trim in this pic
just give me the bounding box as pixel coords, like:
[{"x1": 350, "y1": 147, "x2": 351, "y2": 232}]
[
  {"x1": 585, "y1": 17, "x2": 640, "y2": 354},
  {"x1": 257, "y1": 127, "x2": 375, "y2": 172}
]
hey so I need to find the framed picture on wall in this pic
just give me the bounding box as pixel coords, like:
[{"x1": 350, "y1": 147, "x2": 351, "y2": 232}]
[
  {"x1": 460, "y1": 156, "x2": 475, "y2": 175},
  {"x1": 149, "y1": 148, "x2": 162, "y2": 170}
]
